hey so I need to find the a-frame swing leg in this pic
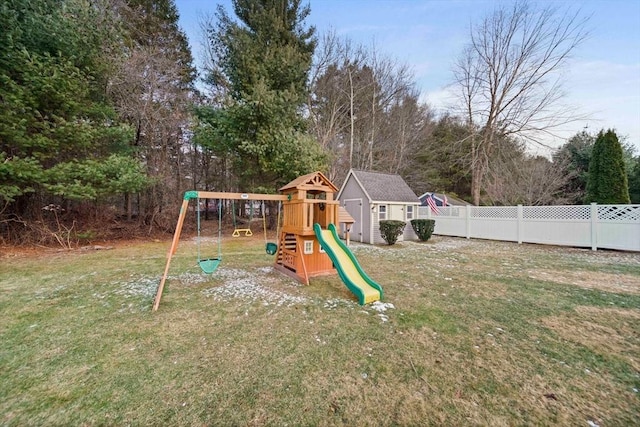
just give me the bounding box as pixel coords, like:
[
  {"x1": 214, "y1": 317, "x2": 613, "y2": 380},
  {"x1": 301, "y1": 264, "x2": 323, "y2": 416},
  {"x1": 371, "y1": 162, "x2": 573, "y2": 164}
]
[{"x1": 153, "y1": 198, "x2": 189, "y2": 312}]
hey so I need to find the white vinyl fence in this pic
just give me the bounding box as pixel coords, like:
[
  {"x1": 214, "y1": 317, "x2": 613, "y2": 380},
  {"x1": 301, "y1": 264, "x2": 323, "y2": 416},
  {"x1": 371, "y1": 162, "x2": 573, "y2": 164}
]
[{"x1": 417, "y1": 204, "x2": 640, "y2": 252}]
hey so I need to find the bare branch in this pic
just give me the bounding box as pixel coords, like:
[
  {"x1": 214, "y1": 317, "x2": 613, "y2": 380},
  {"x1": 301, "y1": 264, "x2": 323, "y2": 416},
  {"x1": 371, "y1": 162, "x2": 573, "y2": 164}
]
[{"x1": 452, "y1": 0, "x2": 589, "y2": 204}]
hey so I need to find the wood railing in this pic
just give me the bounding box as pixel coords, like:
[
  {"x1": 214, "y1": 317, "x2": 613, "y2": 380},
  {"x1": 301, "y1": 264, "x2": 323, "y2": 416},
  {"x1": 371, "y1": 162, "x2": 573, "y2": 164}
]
[{"x1": 282, "y1": 200, "x2": 339, "y2": 235}]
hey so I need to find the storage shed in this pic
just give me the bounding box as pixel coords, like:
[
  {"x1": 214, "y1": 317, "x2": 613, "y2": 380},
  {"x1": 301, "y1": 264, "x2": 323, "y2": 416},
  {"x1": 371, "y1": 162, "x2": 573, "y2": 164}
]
[{"x1": 337, "y1": 169, "x2": 421, "y2": 244}]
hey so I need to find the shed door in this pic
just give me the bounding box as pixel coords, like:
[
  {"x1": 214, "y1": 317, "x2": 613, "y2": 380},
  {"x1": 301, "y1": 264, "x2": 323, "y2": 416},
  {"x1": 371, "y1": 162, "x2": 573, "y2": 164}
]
[{"x1": 343, "y1": 199, "x2": 363, "y2": 243}]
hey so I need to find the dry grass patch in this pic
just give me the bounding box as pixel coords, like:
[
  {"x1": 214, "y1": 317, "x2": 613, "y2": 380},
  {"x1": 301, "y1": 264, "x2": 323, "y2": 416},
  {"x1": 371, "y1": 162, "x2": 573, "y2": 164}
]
[
  {"x1": 537, "y1": 304, "x2": 640, "y2": 425},
  {"x1": 448, "y1": 279, "x2": 510, "y2": 299},
  {"x1": 528, "y1": 269, "x2": 640, "y2": 294},
  {"x1": 541, "y1": 306, "x2": 640, "y2": 371}
]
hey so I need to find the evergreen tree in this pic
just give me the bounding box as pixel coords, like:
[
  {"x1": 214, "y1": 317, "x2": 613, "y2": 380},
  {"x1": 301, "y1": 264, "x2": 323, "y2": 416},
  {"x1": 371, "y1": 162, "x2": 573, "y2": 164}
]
[
  {"x1": 628, "y1": 156, "x2": 640, "y2": 204},
  {"x1": 119, "y1": 0, "x2": 196, "y2": 89},
  {"x1": 201, "y1": 0, "x2": 325, "y2": 191},
  {"x1": 585, "y1": 129, "x2": 630, "y2": 204},
  {"x1": 410, "y1": 115, "x2": 471, "y2": 199},
  {"x1": 0, "y1": 0, "x2": 145, "y2": 208},
  {"x1": 552, "y1": 131, "x2": 595, "y2": 204}
]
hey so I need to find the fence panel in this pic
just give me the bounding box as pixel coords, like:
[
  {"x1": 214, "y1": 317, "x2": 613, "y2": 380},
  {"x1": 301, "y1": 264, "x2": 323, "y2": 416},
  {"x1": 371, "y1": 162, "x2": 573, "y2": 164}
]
[
  {"x1": 417, "y1": 203, "x2": 640, "y2": 252},
  {"x1": 521, "y1": 205, "x2": 592, "y2": 247},
  {"x1": 470, "y1": 206, "x2": 518, "y2": 241},
  {"x1": 596, "y1": 205, "x2": 640, "y2": 251},
  {"x1": 418, "y1": 206, "x2": 467, "y2": 237}
]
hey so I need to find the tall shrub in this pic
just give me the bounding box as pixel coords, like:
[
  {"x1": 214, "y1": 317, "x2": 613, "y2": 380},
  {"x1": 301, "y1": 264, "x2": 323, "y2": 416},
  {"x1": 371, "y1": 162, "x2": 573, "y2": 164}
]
[
  {"x1": 410, "y1": 219, "x2": 435, "y2": 241},
  {"x1": 585, "y1": 129, "x2": 630, "y2": 204},
  {"x1": 628, "y1": 157, "x2": 640, "y2": 204},
  {"x1": 379, "y1": 220, "x2": 405, "y2": 245}
]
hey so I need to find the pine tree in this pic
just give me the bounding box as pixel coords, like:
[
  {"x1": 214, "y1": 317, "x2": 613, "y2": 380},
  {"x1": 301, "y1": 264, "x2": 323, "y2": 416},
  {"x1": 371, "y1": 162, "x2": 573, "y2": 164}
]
[
  {"x1": 553, "y1": 131, "x2": 596, "y2": 204},
  {"x1": 628, "y1": 157, "x2": 640, "y2": 204},
  {"x1": 0, "y1": 0, "x2": 143, "y2": 207},
  {"x1": 201, "y1": 0, "x2": 325, "y2": 191},
  {"x1": 585, "y1": 129, "x2": 630, "y2": 204}
]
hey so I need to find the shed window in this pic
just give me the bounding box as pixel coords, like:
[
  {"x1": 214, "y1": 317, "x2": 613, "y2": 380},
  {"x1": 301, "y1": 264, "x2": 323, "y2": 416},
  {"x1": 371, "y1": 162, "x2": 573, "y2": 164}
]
[
  {"x1": 406, "y1": 205, "x2": 414, "y2": 221},
  {"x1": 378, "y1": 205, "x2": 387, "y2": 221}
]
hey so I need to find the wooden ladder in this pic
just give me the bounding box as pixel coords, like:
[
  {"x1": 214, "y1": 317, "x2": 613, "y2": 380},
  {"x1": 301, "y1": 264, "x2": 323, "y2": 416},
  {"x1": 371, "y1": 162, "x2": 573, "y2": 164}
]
[{"x1": 276, "y1": 233, "x2": 297, "y2": 266}]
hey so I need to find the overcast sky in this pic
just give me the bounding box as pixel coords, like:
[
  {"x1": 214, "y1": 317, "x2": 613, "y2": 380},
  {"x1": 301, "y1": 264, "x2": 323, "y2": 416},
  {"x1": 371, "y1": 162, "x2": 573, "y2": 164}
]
[{"x1": 174, "y1": 0, "x2": 640, "y2": 155}]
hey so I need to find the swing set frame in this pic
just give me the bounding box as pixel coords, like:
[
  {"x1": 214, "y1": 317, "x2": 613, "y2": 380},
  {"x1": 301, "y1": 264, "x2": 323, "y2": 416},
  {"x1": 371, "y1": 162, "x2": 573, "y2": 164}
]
[{"x1": 152, "y1": 190, "x2": 287, "y2": 312}]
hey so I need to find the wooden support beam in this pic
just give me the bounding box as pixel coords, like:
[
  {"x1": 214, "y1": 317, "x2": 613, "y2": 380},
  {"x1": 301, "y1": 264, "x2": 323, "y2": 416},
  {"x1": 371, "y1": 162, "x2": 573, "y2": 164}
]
[
  {"x1": 153, "y1": 198, "x2": 189, "y2": 311},
  {"x1": 189, "y1": 191, "x2": 288, "y2": 201},
  {"x1": 297, "y1": 240, "x2": 310, "y2": 286}
]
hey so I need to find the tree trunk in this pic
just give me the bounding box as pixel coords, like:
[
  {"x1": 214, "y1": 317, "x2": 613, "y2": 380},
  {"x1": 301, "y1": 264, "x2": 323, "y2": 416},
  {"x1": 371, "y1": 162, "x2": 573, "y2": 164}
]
[
  {"x1": 369, "y1": 83, "x2": 376, "y2": 170},
  {"x1": 125, "y1": 193, "x2": 132, "y2": 220},
  {"x1": 471, "y1": 163, "x2": 482, "y2": 206},
  {"x1": 348, "y1": 69, "x2": 354, "y2": 169}
]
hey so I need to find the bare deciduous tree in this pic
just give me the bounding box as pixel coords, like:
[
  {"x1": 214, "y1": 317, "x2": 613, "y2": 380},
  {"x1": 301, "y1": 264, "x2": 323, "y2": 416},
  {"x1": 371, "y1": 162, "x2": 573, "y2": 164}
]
[
  {"x1": 486, "y1": 150, "x2": 577, "y2": 206},
  {"x1": 309, "y1": 32, "x2": 422, "y2": 183},
  {"x1": 379, "y1": 89, "x2": 433, "y2": 175},
  {"x1": 107, "y1": 1, "x2": 196, "y2": 226},
  {"x1": 308, "y1": 32, "x2": 368, "y2": 181},
  {"x1": 453, "y1": 0, "x2": 588, "y2": 205}
]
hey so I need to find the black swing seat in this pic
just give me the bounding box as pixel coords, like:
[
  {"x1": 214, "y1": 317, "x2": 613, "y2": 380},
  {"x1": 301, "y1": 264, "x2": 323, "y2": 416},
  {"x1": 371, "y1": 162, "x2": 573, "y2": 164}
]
[{"x1": 198, "y1": 258, "x2": 221, "y2": 274}]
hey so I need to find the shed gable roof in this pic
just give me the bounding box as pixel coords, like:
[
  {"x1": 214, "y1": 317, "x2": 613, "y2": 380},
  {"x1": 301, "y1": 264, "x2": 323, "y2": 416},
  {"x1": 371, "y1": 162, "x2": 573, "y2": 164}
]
[{"x1": 345, "y1": 169, "x2": 419, "y2": 203}]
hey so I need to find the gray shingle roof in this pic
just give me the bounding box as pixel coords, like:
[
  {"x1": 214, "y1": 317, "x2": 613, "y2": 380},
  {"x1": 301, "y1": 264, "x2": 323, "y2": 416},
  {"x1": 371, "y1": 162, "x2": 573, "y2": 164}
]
[{"x1": 351, "y1": 170, "x2": 419, "y2": 203}]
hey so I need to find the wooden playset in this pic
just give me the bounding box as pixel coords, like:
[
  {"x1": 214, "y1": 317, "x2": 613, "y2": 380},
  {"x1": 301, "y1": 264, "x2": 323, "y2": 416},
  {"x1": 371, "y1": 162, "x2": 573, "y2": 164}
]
[{"x1": 152, "y1": 171, "x2": 382, "y2": 311}]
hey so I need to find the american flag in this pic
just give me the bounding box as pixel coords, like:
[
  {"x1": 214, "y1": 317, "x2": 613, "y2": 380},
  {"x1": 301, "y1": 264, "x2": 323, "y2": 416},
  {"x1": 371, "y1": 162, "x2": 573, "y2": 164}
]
[{"x1": 426, "y1": 194, "x2": 439, "y2": 214}]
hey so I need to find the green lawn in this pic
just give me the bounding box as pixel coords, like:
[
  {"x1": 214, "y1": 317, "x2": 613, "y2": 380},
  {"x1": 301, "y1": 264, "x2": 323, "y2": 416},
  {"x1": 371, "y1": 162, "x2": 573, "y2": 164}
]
[{"x1": 1, "y1": 235, "x2": 639, "y2": 426}]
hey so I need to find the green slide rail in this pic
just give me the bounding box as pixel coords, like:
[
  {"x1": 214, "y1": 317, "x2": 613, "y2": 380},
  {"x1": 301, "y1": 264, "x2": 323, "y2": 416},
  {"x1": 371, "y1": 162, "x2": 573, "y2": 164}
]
[{"x1": 313, "y1": 223, "x2": 383, "y2": 305}]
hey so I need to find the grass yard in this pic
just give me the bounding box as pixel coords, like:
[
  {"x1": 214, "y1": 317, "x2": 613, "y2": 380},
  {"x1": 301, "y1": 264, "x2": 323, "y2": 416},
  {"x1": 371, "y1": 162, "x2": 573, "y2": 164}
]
[{"x1": 1, "y1": 234, "x2": 639, "y2": 426}]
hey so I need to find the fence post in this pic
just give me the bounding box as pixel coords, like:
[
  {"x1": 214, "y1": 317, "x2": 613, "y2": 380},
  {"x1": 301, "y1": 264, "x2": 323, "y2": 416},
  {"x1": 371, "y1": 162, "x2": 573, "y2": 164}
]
[
  {"x1": 590, "y1": 202, "x2": 598, "y2": 251},
  {"x1": 517, "y1": 204, "x2": 523, "y2": 244},
  {"x1": 465, "y1": 205, "x2": 471, "y2": 239}
]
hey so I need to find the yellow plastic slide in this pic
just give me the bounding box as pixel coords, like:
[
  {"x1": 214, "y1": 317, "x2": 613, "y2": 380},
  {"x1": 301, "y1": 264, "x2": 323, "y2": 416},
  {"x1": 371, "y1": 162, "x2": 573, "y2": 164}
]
[{"x1": 314, "y1": 223, "x2": 383, "y2": 305}]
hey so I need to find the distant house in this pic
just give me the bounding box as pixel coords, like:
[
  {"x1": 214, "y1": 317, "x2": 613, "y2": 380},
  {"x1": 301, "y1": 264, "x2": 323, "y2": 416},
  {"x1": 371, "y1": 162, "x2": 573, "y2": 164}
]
[
  {"x1": 419, "y1": 192, "x2": 471, "y2": 210},
  {"x1": 337, "y1": 169, "x2": 421, "y2": 244}
]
